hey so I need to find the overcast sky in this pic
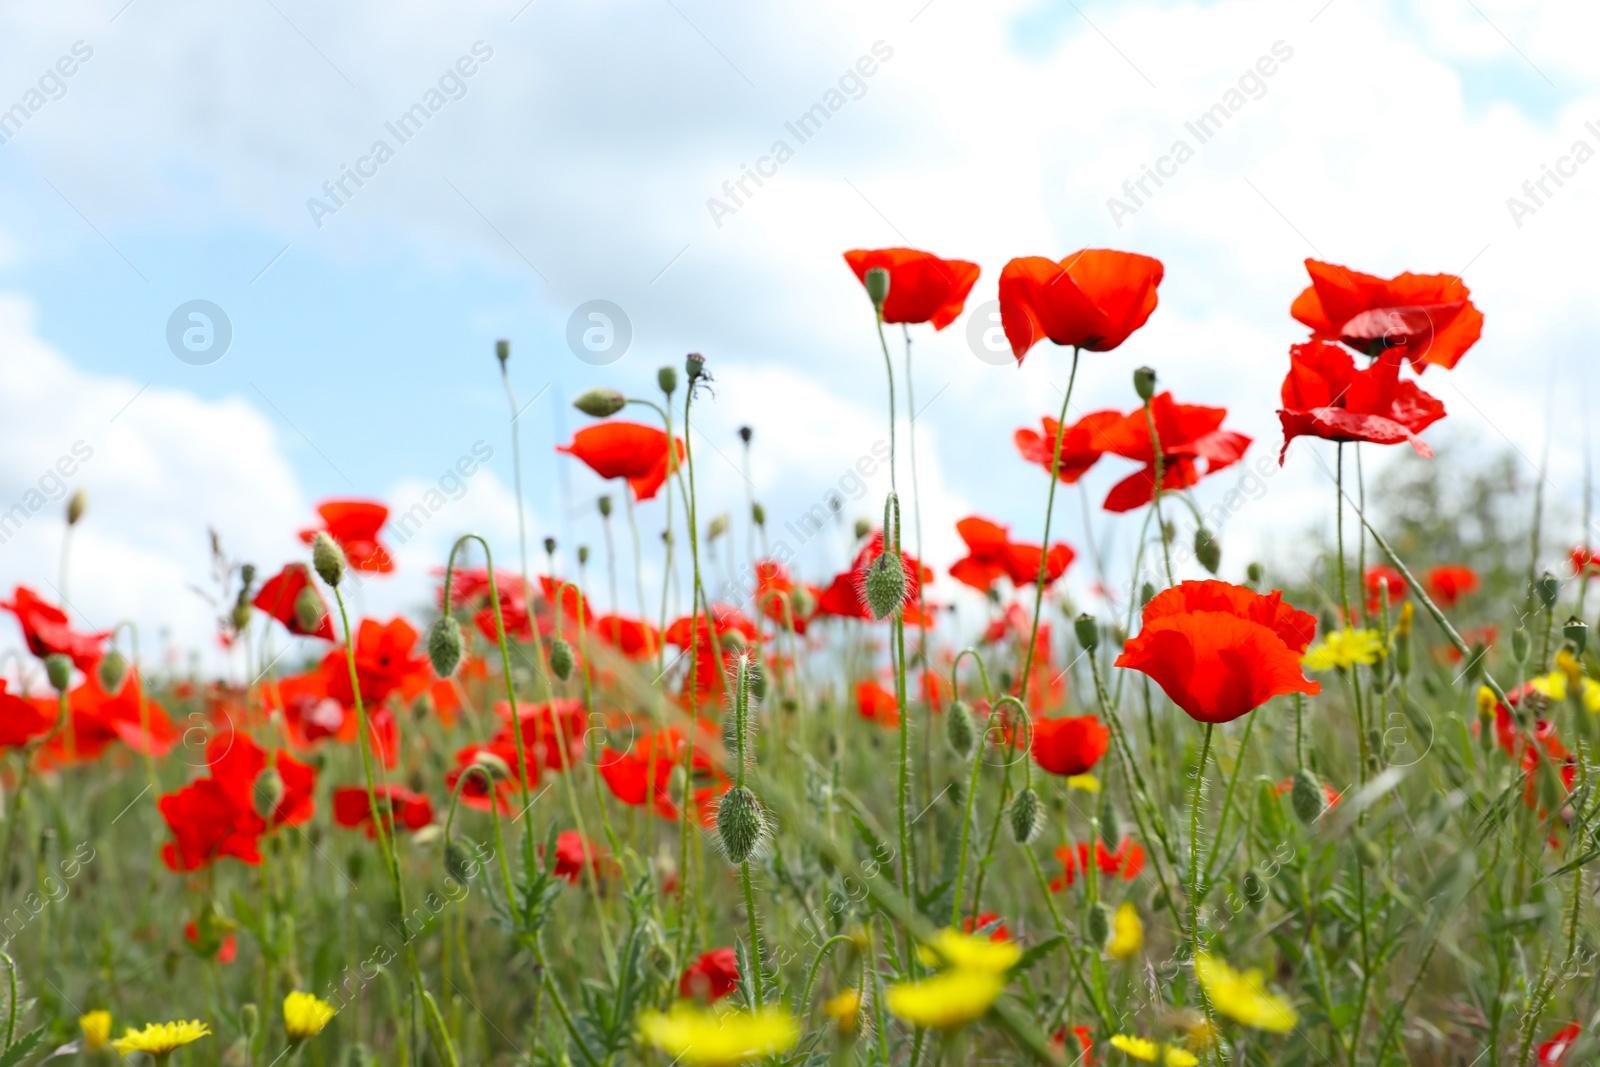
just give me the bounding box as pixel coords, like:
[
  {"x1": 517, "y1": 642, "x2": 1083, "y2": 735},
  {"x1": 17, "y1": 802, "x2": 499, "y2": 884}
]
[{"x1": 0, "y1": 0, "x2": 1593, "y2": 672}]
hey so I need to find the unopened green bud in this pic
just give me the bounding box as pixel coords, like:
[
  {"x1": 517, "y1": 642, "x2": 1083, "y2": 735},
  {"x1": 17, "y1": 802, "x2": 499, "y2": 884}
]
[
  {"x1": 241, "y1": 1003, "x2": 260, "y2": 1040},
  {"x1": 45, "y1": 654, "x2": 72, "y2": 693},
  {"x1": 1246, "y1": 562, "x2": 1264, "y2": 586},
  {"x1": 311, "y1": 531, "x2": 346, "y2": 588},
  {"x1": 947, "y1": 700, "x2": 976, "y2": 759},
  {"x1": 549, "y1": 638, "x2": 575, "y2": 681},
  {"x1": 428, "y1": 615, "x2": 464, "y2": 678},
  {"x1": 716, "y1": 785, "x2": 765, "y2": 863},
  {"x1": 1291, "y1": 769, "x2": 1326, "y2": 825},
  {"x1": 853, "y1": 518, "x2": 871, "y2": 540},
  {"x1": 543, "y1": 536, "x2": 557, "y2": 556},
  {"x1": 1511, "y1": 627, "x2": 1531, "y2": 664},
  {"x1": 1536, "y1": 571, "x2": 1559, "y2": 611},
  {"x1": 66, "y1": 489, "x2": 87, "y2": 526},
  {"x1": 253, "y1": 768, "x2": 286, "y2": 820},
  {"x1": 1133, "y1": 366, "x2": 1157, "y2": 401},
  {"x1": 751, "y1": 502, "x2": 766, "y2": 526},
  {"x1": 1098, "y1": 798, "x2": 1122, "y2": 849},
  {"x1": 1140, "y1": 582, "x2": 1156, "y2": 606},
  {"x1": 231, "y1": 601, "x2": 252, "y2": 632},
  {"x1": 293, "y1": 584, "x2": 326, "y2": 633},
  {"x1": 1074, "y1": 613, "x2": 1099, "y2": 652},
  {"x1": 864, "y1": 267, "x2": 890, "y2": 310},
  {"x1": 1194, "y1": 527, "x2": 1221, "y2": 575},
  {"x1": 1085, "y1": 901, "x2": 1113, "y2": 949},
  {"x1": 750, "y1": 667, "x2": 767, "y2": 702},
  {"x1": 1564, "y1": 616, "x2": 1587, "y2": 655},
  {"x1": 1010, "y1": 787, "x2": 1042, "y2": 844},
  {"x1": 495, "y1": 339, "x2": 510, "y2": 365},
  {"x1": 472, "y1": 750, "x2": 512, "y2": 780},
  {"x1": 863, "y1": 552, "x2": 907, "y2": 620},
  {"x1": 658, "y1": 365, "x2": 678, "y2": 395},
  {"x1": 574, "y1": 387, "x2": 626, "y2": 418},
  {"x1": 445, "y1": 840, "x2": 474, "y2": 884},
  {"x1": 97, "y1": 650, "x2": 129, "y2": 695},
  {"x1": 707, "y1": 514, "x2": 729, "y2": 541},
  {"x1": 597, "y1": 495, "x2": 613, "y2": 518},
  {"x1": 788, "y1": 586, "x2": 815, "y2": 620}
]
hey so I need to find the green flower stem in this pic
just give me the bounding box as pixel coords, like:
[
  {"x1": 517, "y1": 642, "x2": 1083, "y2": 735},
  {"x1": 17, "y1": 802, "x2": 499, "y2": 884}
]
[
  {"x1": 797, "y1": 934, "x2": 857, "y2": 1020},
  {"x1": 1199, "y1": 707, "x2": 1257, "y2": 893},
  {"x1": 1018, "y1": 347, "x2": 1082, "y2": 707},
  {"x1": 1143, "y1": 396, "x2": 1175, "y2": 587},
  {"x1": 499, "y1": 356, "x2": 550, "y2": 701},
  {"x1": 904, "y1": 324, "x2": 935, "y2": 826},
  {"x1": 949, "y1": 648, "x2": 994, "y2": 926}
]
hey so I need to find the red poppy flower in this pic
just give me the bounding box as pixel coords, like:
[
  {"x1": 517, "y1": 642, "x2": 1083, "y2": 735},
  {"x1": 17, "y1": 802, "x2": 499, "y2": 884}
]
[
  {"x1": 680, "y1": 947, "x2": 741, "y2": 1001},
  {"x1": 42, "y1": 671, "x2": 178, "y2": 765},
  {"x1": 999, "y1": 250, "x2": 1164, "y2": 361},
  {"x1": 1277, "y1": 341, "x2": 1446, "y2": 461},
  {"x1": 1538, "y1": 1023, "x2": 1581, "y2": 1066},
  {"x1": 1096, "y1": 394, "x2": 1251, "y2": 513},
  {"x1": 1115, "y1": 580, "x2": 1319, "y2": 724},
  {"x1": 558, "y1": 422, "x2": 684, "y2": 502},
  {"x1": 815, "y1": 532, "x2": 935, "y2": 626},
  {"x1": 1, "y1": 585, "x2": 108, "y2": 670},
  {"x1": 184, "y1": 921, "x2": 238, "y2": 964},
  {"x1": 159, "y1": 778, "x2": 266, "y2": 871},
  {"x1": 1364, "y1": 565, "x2": 1408, "y2": 614},
  {"x1": 1426, "y1": 565, "x2": 1479, "y2": 609},
  {"x1": 1050, "y1": 839, "x2": 1145, "y2": 890},
  {"x1": 843, "y1": 248, "x2": 981, "y2": 330},
  {"x1": 1029, "y1": 714, "x2": 1109, "y2": 777},
  {"x1": 1053, "y1": 1025, "x2": 1095, "y2": 1063},
  {"x1": 496, "y1": 697, "x2": 592, "y2": 772},
  {"x1": 550, "y1": 830, "x2": 609, "y2": 884},
  {"x1": 856, "y1": 679, "x2": 899, "y2": 728},
  {"x1": 1015, "y1": 410, "x2": 1121, "y2": 487},
  {"x1": 298, "y1": 500, "x2": 394, "y2": 574},
  {"x1": 949, "y1": 517, "x2": 1074, "y2": 592},
  {"x1": 206, "y1": 731, "x2": 316, "y2": 827},
  {"x1": 599, "y1": 726, "x2": 727, "y2": 823},
  {"x1": 322, "y1": 617, "x2": 431, "y2": 707},
  {"x1": 1571, "y1": 547, "x2": 1600, "y2": 580},
  {"x1": 0, "y1": 681, "x2": 55, "y2": 748},
  {"x1": 754, "y1": 561, "x2": 818, "y2": 635},
  {"x1": 252, "y1": 563, "x2": 335, "y2": 641},
  {"x1": 332, "y1": 785, "x2": 434, "y2": 838},
  {"x1": 960, "y1": 912, "x2": 1012, "y2": 941},
  {"x1": 1290, "y1": 258, "x2": 1483, "y2": 372},
  {"x1": 664, "y1": 604, "x2": 759, "y2": 700}
]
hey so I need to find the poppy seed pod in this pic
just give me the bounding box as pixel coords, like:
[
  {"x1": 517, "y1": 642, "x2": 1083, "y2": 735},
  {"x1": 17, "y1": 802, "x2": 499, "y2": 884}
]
[
  {"x1": 573, "y1": 387, "x2": 626, "y2": 418},
  {"x1": 1074, "y1": 613, "x2": 1099, "y2": 652},
  {"x1": 1133, "y1": 366, "x2": 1157, "y2": 401},
  {"x1": 311, "y1": 531, "x2": 346, "y2": 588},
  {"x1": 45, "y1": 654, "x2": 72, "y2": 693},
  {"x1": 946, "y1": 700, "x2": 976, "y2": 758},
  {"x1": 717, "y1": 785, "x2": 766, "y2": 863},
  {"x1": 658, "y1": 365, "x2": 678, "y2": 395},
  {"x1": 428, "y1": 615, "x2": 464, "y2": 678},
  {"x1": 294, "y1": 585, "x2": 326, "y2": 632},
  {"x1": 863, "y1": 552, "x2": 907, "y2": 620},
  {"x1": 495, "y1": 339, "x2": 510, "y2": 365},
  {"x1": 1291, "y1": 769, "x2": 1326, "y2": 825},
  {"x1": 549, "y1": 638, "x2": 575, "y2": 680},
  {"x1": 1194, "y1": 527, "x2": 1221, "y2": 575},
  {"x1": 66, "y1": 488, "x2": 87, "y2": 526},
  {"x1": 686, "y1": 353, "x2": 705, "y2": 380},
  {"x1": 1010, "y1": 787, "x2": 1042, "y2": 844},
  {"x1": 1565, "y1": 616, "x2": 1588, "y2": 655},
  {"x1": 1535, "y1": 571, "x2": 1559, "y2": 611},
  {"x1": 1098, "y1": 798, "x2": 1122, "y2": 850},
  {"x1": 253, "y1": 767, "x2": 285, "y2": 820},
  {"x1": 97, "y1": 649, "x2": 129, "y2": 696},
  {"x1": 444, "y1": 840, "x2": 474, "y2": 884},
  {"x1": 597, "y1": 495, "x2": 612, "y2": 518},
  {"x1": 864, "y1": 266, "x2": 890, "y2": 310},
  {"x1": 720, "y1": 630, "x2": 748, "y2": 652},
  {"x1": 1086, "y1": 900, "x2": 1113, "y2": 949}
]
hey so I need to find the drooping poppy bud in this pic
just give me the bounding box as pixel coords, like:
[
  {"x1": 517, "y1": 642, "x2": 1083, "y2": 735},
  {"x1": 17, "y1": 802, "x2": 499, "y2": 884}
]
[
  {"x1": 231, "y1": 601, "x2": 252, "y2": 632},
  {"x1": 1133, "y1": 366, "x2": 1157, "y2": 401},
  {"x1": 254, "y1": 767, "x2": 286, "y2": 820},
  {"x1": 788, "y1": 586, "x2": 816, "y2": 620},
  {"x1": 738, "y1": 425, "x2": 753, "y2": 444},
  {"x1": 1535, "y1": 571, "x2": 1559, "y2": 611},
  {"x1": 543, "y1": 536, "x2": 557, "y2": 556},
  {"x1": 549, "y1": 638, "x2": 575, "y2": 681},
  {"x1": 241, "y1": 1003, "x2": 260, "y2": 1041},
  {"x1": 1010, "y1": 787, "x2": 1042, "y2": 843},
  {"x1": 1565, "y1": 616, "x2": 1588, "y2": 655},
  {"x1": 864, "y1": 267, "x2": 890, "y2": 311},
  {"x1": 717, "y1": 785, "x2": 765, "y2": 863},
  {"x1": 863, "y1": 552, "x2": 907, "y2": 620},
  {"x1": 45, "y1": 654, "x2": 72, "y2": 693},
  {"x1": 1085, "y1": 900, "x2": 1112, "y2": 949},
  {"x1": 1074, "y1": 613, "x2": 1099, "y2": 652},
  {"x1": 473, "y1": 750, "x2": 512, "y2": 780},
  {"x1": 1291, "y1": 769, "x2": 1326, "y2": 825},
  {"x1": 311, "y1": 531, "x2": 346, "y2": 588},
  {"x1": 658, "y1": 365, "x2": 678, "y2": 395},
  {"x1": 428, "y1": 615, "x2": 464, "y2": 678},
  {"x1": 1098, "y1": 798, "x2": 1122, "y2": 850},
  {"x1": 98, "y1": 649, "x2": 129, "y2": 696},
  {"x1": 574, "y1": 387, "x2": 626, "y2": 418},
  {"x1": 1139, "y1": 582, "x2": 1155, "y2": 606},
  {"x1": 66, "y1": 489, "x2": 87, "y2": 526},
  {"x1": 445, "y1": 840, "x2": 475, "y2": 884},
  {"x1": 946, "y1": 700, "x2": 976, "y2": 759},
  {"x1": 707, "y1": 514, "x2": 729, "y2": 541},
  {"x1": 1194, "y1": 527, "x2": 1221, "y2": 575}
]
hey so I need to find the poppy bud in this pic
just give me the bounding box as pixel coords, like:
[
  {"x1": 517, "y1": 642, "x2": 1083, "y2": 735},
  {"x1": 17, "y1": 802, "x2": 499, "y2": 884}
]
[
  {"x1": 720, "y1": 630, "x2": 748, "y2": 652},
  {"x1": 444, "y1": 840, "x2": 474, "y2": 884},
  {"x1": 668, "y1": 764, "x2": 690, "y2": 806},
  {"x1": 1246, "y1": 562, "x2": 1264, "y2": 587},
  {"x1": 1074, "y1": 613, "x2": 1099, "y2": 652},
  {"x1": 658, "y1": 365, "x2": 678, "y2": 395},
  {"x1": 1098, "y1": 798, "x2": 1122, "y2": 850},
  {"x1": 1194, "y1": 527, "x2": 1221, "y2": 575},
  {"x1": 1291, "y1": 769, "x2": 1325, "y2": 825},
  {"x1": 1394, "y1": 625, "x2": 1412, "y2": 678},
  {"x1": 1140, "y1": 582, "x2": 1155, "y2": 606},
  {"x1": 1085, "y1": 901, "x2": 1113, "y2": 949},
  {"x1": 45, "y1": 654, "x2": 72, "y2": 693},
  {"x1": 253, "y1": 767, "x2": 285, "y2": 820},
  {"x1": 1242, "y1": 868, "x2": 1266, "y2": 909},
  {"x1": 1511, "y1": 628, "x2": 1530, "y2": 664},
  {"x1": 1535, "y1": 571, "x2": 1559, "y2": 611},
  {"x1": 597, "y1": 495, "x2": 612, "y2": 518},
  {"x1": 549, "y1": 638, "x2": 575, "y2": 680},
  {"x1": 707, "y1": 514, "x2": 729, "y2": 541},
  {"x1": 473, "y1": 750, "x2": 512, "y2": 780},
  {"x1": 495, "y1": 339, "x2": 510, "y2": 365},
  {"x1": 716, "y1": 785, "x2": 766, "y2": 863},
  {"x1": 293, "y1": 585, "x2": 326, "y2": 633},
  {"x1": 311, "y1": 532, "x2": 346, "y2": 588},
  {"x1": 863, "y1": 552, "x2": 907, "y2": 620},
  {"x1": 1565, "y1": 616, "x2": 1588, "y2": 655},
  {"x1": 751, "y1": 502, "x2": 765, "y2": 526},
  {"x1": 97, "y1": 650, "x2": 129, "y2": 696},
  {"x1": 788, "y1": 587, "x2": 815, "y2": 620},
  {"x1": 543, "y1": 536, "x2": 557, "y2": 556},
  {"x1": 577, "y1": 545, "x2": 590, "y2": 566},
  {"x1": 428, "y1": 615, "x2": 464, "y2": 678},
  {"x1": 947, "y1": 700, "x2": 976, "y2": 759},
  {"x1": 864, "y1": 267, "x2": 890, "y2": 310},
  {"x1": 686, "y1": 353, "x2": 705, "y2": 380},
  {"x1": 573, "y1": 387, "x2": 626, "y2": 418},
  {"x1": 231, "y1": 601, "x2": 252, "y2": 632},
  {"x1": 1010, "y1": 787, "x2": 1042, "y2": 844},
  {"x1": 738, "y1": 425, "x2": 753, "y2": 444},
  {"x1": 66, "y1": 488, "x2": 87, "y2": 526},
  {"x1": 241, "y1": 1003, "x2": 260, "y2": 1040},
  {"x1": 1133, "y1": 366, "x2": 1157, "y2": 401},
  {"x1": 853, "y1": 518, "x2": 871, "y2": 540}
]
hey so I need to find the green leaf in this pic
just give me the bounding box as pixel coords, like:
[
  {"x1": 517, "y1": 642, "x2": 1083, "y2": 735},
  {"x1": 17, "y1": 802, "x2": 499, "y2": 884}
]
[{"x1": 0, "y1": 1026, "x2": 44, "y2": 1066}]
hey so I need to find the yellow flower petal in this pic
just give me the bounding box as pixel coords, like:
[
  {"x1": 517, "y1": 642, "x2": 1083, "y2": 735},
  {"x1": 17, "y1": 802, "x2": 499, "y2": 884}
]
[
  {"x1": 78, "y1": 1011, "x2": 111, "y2": 1051},
  {"x1": 111, "y1": 1020, "x2": 212, "y2": 1057},
  {"x1": 1109, "y1": 1033, "x2": 1159, "y2": 1061},
  {"x1": 1067, "y1": 774, "x2": 1101, "y2": 793},
  {"x1": 886, "y1": 970, "x2": 1004, "y2": 1030},
  {"x1": 920, "y1": 928, "x2": 1021, "y2": 973},
  {"x1": 283, "y1": 991, "x2": 336, "y2": 1042},
  {"x1": 638, "y1": 1003, "x2": 797, "y2": 1067},
  {"x1": 1302, "y1": 629, "x2": 1384, "y2": 671},
  {"x1": 1108, "y1": 902, "x2": 1144, "y2": 959},
  {"x1": 1195, "y1": 953, "x2": 1298, "y2": 1033},
  {"x1": 1163, "y1": 1047, "x2": 1200, "y2": 1067},
  {"x1": 823, "y1": 989, "x2": 861, "y2": 1032}
]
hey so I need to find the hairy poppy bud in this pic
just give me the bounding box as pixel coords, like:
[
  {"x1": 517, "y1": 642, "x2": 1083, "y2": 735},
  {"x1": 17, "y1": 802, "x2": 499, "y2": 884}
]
[
  {"x1": 597, "y1": 495, "x2": 613, "y2": 518},
  {"x1": 97, "y1": 649, "x2": 129, "y2": 695},
  {"x1": 1511, "y1": 628, "x2": 1530, "y2": 664},
  {"x1": 45, "y1": 654, "x2": 72, "y2": 693},
  {"x1": 1098, "y1": 798, "x2": 1122, "y2": 850},
  {"x1": 445, "y1": 840, "x2": 474, "y2": 884},
  {"x1": 292, "y1": 585, "x2": 326, "y2": 633},
  {"x1": 311, "y1": 532, "x2": 346, "y2": 588},
  {"x1": 231, "y1": 601, "x2": 252, "y2": 632},
  {"x1": 752, "y1": 502, "x2": 765, "y2": 526},
  {"x1": 577, "y1": 545, "x2": 590, "y2": 567},
  {"x1": 863, "y1": 552, "x2": 907, "y2": 620},
  {"x1": 573, "y1": 387, "x2": 626, "y2": 418},
  {"x1": 787, "y1": 586, "x2": 815, "y2": 621},
  {"x1": 472, "y1": 750, "x2": 511, "y2": 780},
  {"x1": 1535, "y1": 571, "x2": 1559, "y2": 611},
  {"x1": 1194, "y1": 527, "x2": 1221, "y2": 575},
  {"x1": 241, "y1": 1003, "x2": 260, "y2": 1040},
  {"x1": 543, "y1": 536, "x2": 557, "y2": 556},
  {"x1": 717, "y1": 785, "x2": 765, "y2": 863},
  {"x1": 1242, "y1": 867, "x2": 1266, "y2": 909},
  {"x1": 686, "y1": 353, "x2": 705, "y2": 380},
  {"x1": 1291, "y1": 769, "x2": 1326, "y2": 825},
  {"x1": 1086, "y1": 900, "x2": 1113, "y2": 949},
  {"x1": 495, "y1": 339, "x2": 510, "y2": 365},
  {"x1": 853, "y1": 518, "x2": 871, "y2": 540},
  {"x1": 1394, "y1": 626, "x2": 1412, "y2": 679},
  {"x1": 708, "y1": 514, "x2": 729, "y2": 541},
  {"x1": 738, "y1": 425, "x2": 753, "y2": 444},
  {"x1": 66, "y1": 489, "x2": 87, "y2": 526},
  {"x1": 864, "y1": 266, "x2": 890, "y2": 310},
  {"x1": 1246, "y1": 562, "x2": 1264, "y2": 587},
  {"x1": 253, "y1": 767, "x2": 285, "y2": 820},
  {"x1": 1010, "y1": 787, "x2": 1042, "y2": 844},
  {"x1": 947, "y1": 700, "x2": 976, "y2": 758},
  {"x1": 1074, "y1": 613, "x2": 1099, "y2": 652},
  {"x1": 1565, "y1": 616, "x2": 1588, "y2": 655},
  {"x1": 720, "y1": 630, "x2": 748, "y2": 652},
  {"x1": 549, "y1": 638, "x2": 575, "y2": 680},
  {"x1": 1133, "y1": 366, "x2": 1157, "y2": 401},
  {"x1": 428, "y1": 615, "x2": 464, "y2": 678},
  {"x1": 1140, "y1": 582, "x2": 1156, "y2": 606},
  {"x1": 658, "y1": 365, "x2": 678, "y2": 395}
]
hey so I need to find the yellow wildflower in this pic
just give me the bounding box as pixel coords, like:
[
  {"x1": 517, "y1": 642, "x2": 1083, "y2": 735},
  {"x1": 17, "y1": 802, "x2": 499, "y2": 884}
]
[
  {"x1": 1531, "y1": 671, "x2": 1568, "y2": 702},
  {"x1": 822, "y1": 989, "x2": 861, "y2": 1032},
  {"x1": 1107, "y1": 1034, "x2": 1197, "y2": 1065},
  {"x1": 1195, "y1": 953, "x2": 1298, "y2": 1032},
  {"x1": 78, "y1": 1010, "x2": 111, "y2": 1051},
  {"x1": 1108, "y1": 902, "x2": 1144, "y2": 959},
  {"x1": 1067, "y1": 774, "x2": 1101, "y2": 793},
  {"x1": 111, "y1": 1020, "x2": 211, "y2": 1058},
  {"x1": 1184, "y1": 1016, "x2": 1220, "y2": 1050},
  {"x1": 1302, "y1": 629, "x2": 1384, "y2": 671},
  {"x1": 1551, "y1": 651, "x2": 1600, "y2": 711},
  {"x1": 637, "y1": 1003, "x2": 797, "y2": 1066},
  {"x1": 283, "y1": 991, "x2": 336, "y2": 1042},
  {"x1": 917, "y1": 927, "x2": 1021, "y2": 973},
  {"x1": 1477, "y1": 686, "x2": 1498, "y2": 718},
  {"x1": 1163, "y1": 1049, "x2": 1200, "y2": 1066},
  {"x1": 886, "y1": 969, "x2": 1004, "y2": 1030},
  {"x1": 1395, "y1": 601, "x2": 1414, "y2": 636}
]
